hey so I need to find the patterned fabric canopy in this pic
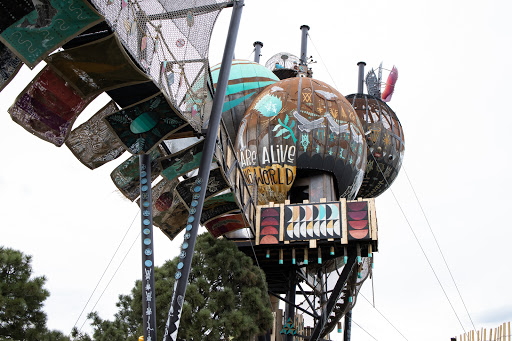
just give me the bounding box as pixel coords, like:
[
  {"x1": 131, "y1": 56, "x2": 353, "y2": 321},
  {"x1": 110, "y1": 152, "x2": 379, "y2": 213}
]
[
  {"x1": 45, "y1": 34, "x2": 150, "y2": 98},
  {"x1": 0, "y1": 43, "x2": 22, "y2": 92},
  {"x1": 104, "y1": 92, "x2": 191, "y2": 154},
  {"x1": 175, "y1": 168, "x2": 230, "y2": 208},
  {"x1": 66, "y1": 101, "x2": 126, "y2": 169},
  {"x1": 0, "y1": 0, "x2": 103, "y2": 68},
  {"x1": 111, "y1": 148, "x2": 162, "y2": 201},
  {"x1": 160, "y1": 139, "x2": 215, "y2": 181},
  {"x1": 9, "y1": 65, "x2": 95, "y2": 146}
]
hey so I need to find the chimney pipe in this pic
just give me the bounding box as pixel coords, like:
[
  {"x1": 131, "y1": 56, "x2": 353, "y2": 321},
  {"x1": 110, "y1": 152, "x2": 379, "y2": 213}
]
[
  {"x1": 357, "y1": 61, "x2": 366, "y2": 94},
  {"x1": 253, "y1": 41, "x2": 263, "y2": 63},
  {"x1": 300, "y1": 25, "x2": 310, "y2": 65}
]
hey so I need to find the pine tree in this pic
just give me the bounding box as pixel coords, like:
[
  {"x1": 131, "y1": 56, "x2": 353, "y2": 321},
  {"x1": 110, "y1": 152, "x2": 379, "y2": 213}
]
[
  {"x1": 0, "y1": 247, "x2": 50, "y2": 340},
  {"x1": 88, "y1": 233, "x2": 273, "y2": 340}
]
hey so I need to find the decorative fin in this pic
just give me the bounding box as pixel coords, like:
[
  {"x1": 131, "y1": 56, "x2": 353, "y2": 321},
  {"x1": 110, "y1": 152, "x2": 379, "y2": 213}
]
[
  {"x1": 365, "y1": 69, "x2": 380, "y2": 97},
  {"x1": 381, "y1": 65, "x2": 398, "y2": 102}
]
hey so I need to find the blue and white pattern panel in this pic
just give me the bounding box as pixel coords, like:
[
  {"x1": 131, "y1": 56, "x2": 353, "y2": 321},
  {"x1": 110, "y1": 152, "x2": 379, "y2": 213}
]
[{"x1": 284, "y1": 202, "x2": 342, "y2": 241}]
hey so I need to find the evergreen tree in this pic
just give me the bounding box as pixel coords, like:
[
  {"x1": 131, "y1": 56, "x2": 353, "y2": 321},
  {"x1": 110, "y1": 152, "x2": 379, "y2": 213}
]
[
  {"x1": 88, "y1": 233, "x2": 273, "y2": 340},
  {"x1": 0, "y1": 247, "x2": 68, "y2": 340}
]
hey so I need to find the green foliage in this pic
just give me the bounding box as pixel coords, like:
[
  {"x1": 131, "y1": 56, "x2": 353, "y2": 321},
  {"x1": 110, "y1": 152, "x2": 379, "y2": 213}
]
[
  {"x1": 0, "y1": 246, "x2": 70, "y2": 341},
  {"x1": 89, "y1": 233, "x2": 273, "y2": 340}
]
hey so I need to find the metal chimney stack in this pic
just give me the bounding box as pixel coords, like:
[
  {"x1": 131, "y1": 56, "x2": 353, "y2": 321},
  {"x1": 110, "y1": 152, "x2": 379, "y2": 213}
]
[
  {"x1": 253, "y1": 41, "x2": 263, "y2": 63},
  {"x1": 300, "y1": 25, "x2": 310, "y2": 65},
  {"x1": 357, "y1": 61, "x2": 366, "y2": 94}
]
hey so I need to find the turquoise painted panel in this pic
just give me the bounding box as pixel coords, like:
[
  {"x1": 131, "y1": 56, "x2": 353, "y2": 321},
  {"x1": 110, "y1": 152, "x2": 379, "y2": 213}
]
[
  {"x1": 222, "y1": 92, "x2": 256, "y2": 112},
  {"x1": 225, "y1": 80, "x2": 276, "y2": 97}
]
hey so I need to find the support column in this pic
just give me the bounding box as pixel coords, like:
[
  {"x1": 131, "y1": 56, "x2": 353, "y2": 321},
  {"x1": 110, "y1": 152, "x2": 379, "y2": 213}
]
[
  {"x1": 140, "y1": 154, "x2": 157, "y2": 341},
  {"x1": 253, "y1": 41, "x2": 263, "y2": 63},
  {"x1": 343, "y1": 310, "x2": 352, "y2": 341},
  {"x1": 285, "y1": 270, "x2": 297, "y2": 341},
  {"x1": 162, "y1": 1, "x2": 244, "y2": 340}
]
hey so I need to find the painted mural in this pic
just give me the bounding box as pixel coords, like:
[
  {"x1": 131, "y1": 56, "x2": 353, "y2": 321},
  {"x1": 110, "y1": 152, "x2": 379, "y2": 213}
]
[
  {"x1": 284, "y1": 202, "x2": 342, "y2": 241},
  {"x1": 346, "y1": 201, "x2": 371, "y2": 241},
  {"x1": 236, "y1": 77, "x2": 367, "y2": 204},
  {"x1": 259, "y1": 207, "x2": 281, "y2": 244}
]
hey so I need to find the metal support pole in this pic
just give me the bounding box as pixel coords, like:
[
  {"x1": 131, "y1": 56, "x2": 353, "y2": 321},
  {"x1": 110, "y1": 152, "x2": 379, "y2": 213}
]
[
  {"x1": 253, "y1": 41, "x2": 263, "y2": 63},
  {"x1": 162, "y1": 1, "x2": 244, "y2": 340},
  {"x1": 357, "y1": 61, "x2": 366, "y2": 94},
  {"x1": 285, "y1": 270, "x2": 297, "y2": 341},
  {"x1": 140, "y1": 154, "x2": 157, "y2": 341},
  {"x1": 343, "y1": 310, "x2": 352, "y2": 341}
]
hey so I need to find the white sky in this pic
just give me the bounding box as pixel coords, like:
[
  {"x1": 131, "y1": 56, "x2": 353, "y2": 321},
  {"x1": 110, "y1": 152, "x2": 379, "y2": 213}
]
[{"x1": 1, "y1": 0, "x2": 512, "y2": 340}]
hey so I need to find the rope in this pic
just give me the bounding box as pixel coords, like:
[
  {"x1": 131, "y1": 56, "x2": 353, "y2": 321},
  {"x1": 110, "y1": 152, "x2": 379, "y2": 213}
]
[
  {"x1": 359, "y1": 292, "x2": 409, "y2": 340},
  {"x1": 402, "y1": 165, "x2": 476, "y2": 330},
  {"x1": 352, "y1": 318, "x2": 379, "y2": 340},
  {"x1": 368, "y1": 150, "x2": 467, "y2": 333},
  {"x1": 307, "y1": 33, "x2": 339, "y2": 90},
  {"x1": 78, "y1": 227, "x2": 140, "y2": 332},
  {"x1": 72, "y1": 210, "x2": 140, "y2": 332}
]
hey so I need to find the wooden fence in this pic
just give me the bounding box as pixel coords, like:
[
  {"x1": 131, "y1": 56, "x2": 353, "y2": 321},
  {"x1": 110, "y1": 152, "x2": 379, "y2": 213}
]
[{"x1": 457, "y1": 322, "x2": 511, "y2": 341}]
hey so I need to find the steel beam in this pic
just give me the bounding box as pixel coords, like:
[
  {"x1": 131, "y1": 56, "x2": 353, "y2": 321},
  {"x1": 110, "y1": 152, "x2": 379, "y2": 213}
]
[
  {"x1": 309, "y1": 254, "x2": 357, "y2": 341},
  {"x1": 296, "y1": 282, "x2": 318, "y2": 317},
  {"x1": 162, "y1": 1, "x2": 244, "y2": 340},
  {"x1": 139, "y1": 154, "x2": 157, "y2": 341},
  {"x1": 343, "y1": 310, "x2": 352, "y2": 341},
  {"x1": 268, "y1": 291, "x2": 317, "y2": 319}
]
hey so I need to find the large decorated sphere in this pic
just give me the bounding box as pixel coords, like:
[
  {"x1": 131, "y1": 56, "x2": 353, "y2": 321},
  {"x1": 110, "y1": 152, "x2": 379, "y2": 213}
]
[
  {"x1": 345, "y1": 93, "x2": 405, "y2": 198},
  {"x1": 211, "y1": 59, "x2": 279, "y2": 142},
  {"x1": 236, "y1": 77, "x2": 367, "y2": 204}
]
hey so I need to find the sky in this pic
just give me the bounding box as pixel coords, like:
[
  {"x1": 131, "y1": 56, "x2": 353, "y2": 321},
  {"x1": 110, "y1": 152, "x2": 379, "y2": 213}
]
[{"x1": 1, "y1": 0, "x2": 512, "y2": 340}]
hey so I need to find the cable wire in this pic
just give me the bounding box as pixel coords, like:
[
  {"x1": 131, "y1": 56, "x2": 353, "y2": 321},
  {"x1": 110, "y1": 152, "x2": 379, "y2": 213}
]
[
  {"x1": 353, "y1": 318, "x2": 379, "y2": 340},
  {"x1": 359, "y1": 293, "x2": 409, "y2": 341},
  {"x1": 72, "y1": 210, "x2": 140, "y2": 331},
  {"x1": 307, "y1": 33, "x2": 339, "y2": 90},
  {"x1": 79, "y1": 229, "x2": 140, "y2": 332},
  {"x1": 402, "y1": 165, "x2": 476, "y2": 330},
  {"x1": 369, "y1": 151, "x2": 467, "y2": 333}
]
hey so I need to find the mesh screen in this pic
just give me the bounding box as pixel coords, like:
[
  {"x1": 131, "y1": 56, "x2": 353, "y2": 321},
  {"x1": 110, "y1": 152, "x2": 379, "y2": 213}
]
[
  {"x1": 264, "y1": 52, "x2": 301, "y2": 71},
  {"x1": 90, "y1": 0, "x2": 234, "y2": 131}
]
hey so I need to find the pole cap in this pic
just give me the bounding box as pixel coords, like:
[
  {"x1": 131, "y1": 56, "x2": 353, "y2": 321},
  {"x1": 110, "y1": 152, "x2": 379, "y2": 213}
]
[
  {"x1": 357, "y1": 61, "x2": 366, "y2": 66},
  {"x1": 253, "y1": 41, "x2": 263, "y2": 47},
  {"x1": 300, "y1": 25, "x2": 310, "y2": 31}
]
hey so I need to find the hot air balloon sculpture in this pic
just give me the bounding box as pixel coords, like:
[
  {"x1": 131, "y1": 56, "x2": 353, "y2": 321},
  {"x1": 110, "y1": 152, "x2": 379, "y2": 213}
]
[
  {"x1": 236, "y1": 77, "x2": 367, "y2": 205},
  {"x1": 211, "y1": 59, "x2": 280, "y2": 142}
]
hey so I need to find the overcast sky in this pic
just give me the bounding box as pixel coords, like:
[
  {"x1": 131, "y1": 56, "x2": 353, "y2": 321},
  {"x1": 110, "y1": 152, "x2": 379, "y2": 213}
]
[{"x1": 1, "y1": 0, "x2": 512, "y2": 340}]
